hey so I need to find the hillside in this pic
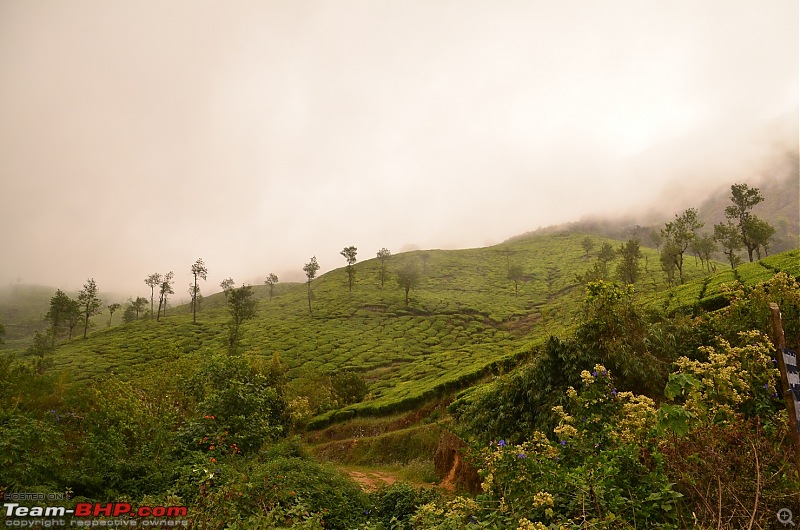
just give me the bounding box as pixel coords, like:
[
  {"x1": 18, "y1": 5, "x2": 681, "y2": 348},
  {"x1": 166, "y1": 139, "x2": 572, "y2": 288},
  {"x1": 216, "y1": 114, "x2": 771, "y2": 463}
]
[
  {"x1": 14, "y1": 232, "x2": 713, "y2": 425},
  {"x1": 3, "y1": 233, "x2": 800, "y2": 529}
]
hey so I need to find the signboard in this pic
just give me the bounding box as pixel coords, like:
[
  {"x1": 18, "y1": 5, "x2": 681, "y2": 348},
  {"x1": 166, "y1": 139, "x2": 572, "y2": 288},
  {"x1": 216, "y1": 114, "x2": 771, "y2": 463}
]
[{"x1": 784, "y1": 347, "x2": 800, "y2": 432}]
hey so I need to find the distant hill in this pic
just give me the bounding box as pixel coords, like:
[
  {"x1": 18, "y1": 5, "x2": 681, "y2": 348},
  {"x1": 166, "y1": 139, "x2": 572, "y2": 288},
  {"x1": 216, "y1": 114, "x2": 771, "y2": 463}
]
[
  {"x1": 694, "y1": 152, "x2": 799, "y2": 253},
  {"x1": 510, "y1": 151, "x2": 799, "y2": 255}
]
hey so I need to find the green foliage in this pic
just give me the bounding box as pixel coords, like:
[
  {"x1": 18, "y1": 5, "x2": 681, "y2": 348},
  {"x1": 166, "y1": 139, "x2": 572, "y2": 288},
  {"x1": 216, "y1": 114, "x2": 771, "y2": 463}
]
[
  {"x1": 366, "y1": 482, "x2": 439, "y2": 529},
  {"x1": 450, "y1": 336, "x2": 578, "y2": 444},
  {"x1": 226, "y1": 284, "x2": 258, "y2": 354},
  {"x1": 189, "y1": 456, "x2": 367, "y2": 530},
  {"x1": 181, "y1": 354, "x2": 290, "y2": 455},
  {"x1": 436, "y1": 367, "x2": 680, "y2": 528},
  {"x1": 0, "y1": 409, "x2": 67, "y2": 490},
  {"x1": 330, "y1": 369, "x2": 368, "y2": 406}
]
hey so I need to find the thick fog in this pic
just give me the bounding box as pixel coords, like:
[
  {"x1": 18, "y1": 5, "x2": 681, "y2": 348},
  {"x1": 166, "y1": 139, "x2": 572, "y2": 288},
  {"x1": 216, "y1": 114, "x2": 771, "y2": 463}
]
[{"x1": 0, "y1": 1, "x2": 797, "y2": 299}]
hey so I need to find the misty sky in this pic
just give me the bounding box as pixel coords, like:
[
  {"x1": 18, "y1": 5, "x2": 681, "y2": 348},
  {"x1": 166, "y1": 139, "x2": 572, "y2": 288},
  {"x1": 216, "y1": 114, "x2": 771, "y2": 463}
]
[{"x1": 0, "y1": 1, "x2": 797, "y2": 298}]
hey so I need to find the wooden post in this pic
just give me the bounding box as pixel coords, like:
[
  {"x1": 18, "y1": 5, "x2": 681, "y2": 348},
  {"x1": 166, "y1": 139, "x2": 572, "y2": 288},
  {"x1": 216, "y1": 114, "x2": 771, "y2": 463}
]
[{"x1": 769, "y1": 303, "x2": 800, "y2": 478}]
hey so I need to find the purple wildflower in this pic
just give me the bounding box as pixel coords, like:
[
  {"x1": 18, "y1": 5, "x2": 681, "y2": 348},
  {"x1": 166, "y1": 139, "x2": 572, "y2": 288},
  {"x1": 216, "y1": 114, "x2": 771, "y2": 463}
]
[
  {"x1": 498, "y1": 439, "x2": 506, "y2": 447},
  {"x1": 560, "y1": 440, "x2": 566, "y2": 446}
]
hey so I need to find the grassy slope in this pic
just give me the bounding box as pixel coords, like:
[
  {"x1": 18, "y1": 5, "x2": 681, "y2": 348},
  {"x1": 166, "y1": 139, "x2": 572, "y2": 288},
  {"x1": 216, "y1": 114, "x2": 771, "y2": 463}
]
[{"x1": 27, "y1": 233, "x2": 720, "y2": 428}]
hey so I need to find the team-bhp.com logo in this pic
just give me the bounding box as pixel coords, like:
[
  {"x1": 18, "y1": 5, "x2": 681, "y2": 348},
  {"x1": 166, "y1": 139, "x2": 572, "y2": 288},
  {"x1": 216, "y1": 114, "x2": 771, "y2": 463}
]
[{"x1": 3, "y1": 502, "x2": 188, "y2": 527}]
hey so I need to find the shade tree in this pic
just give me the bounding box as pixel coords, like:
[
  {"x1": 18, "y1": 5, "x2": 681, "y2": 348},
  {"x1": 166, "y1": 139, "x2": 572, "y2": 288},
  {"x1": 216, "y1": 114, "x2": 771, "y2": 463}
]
[
  {"x1": 340, "y1": 246, "x2": 357, "y2": 293},
  {"x1": 107, "y1": 303, "x2": 121, "y2": 327},
  {"x1": 303, "y1": 257, "x2": 320, "y2": 315},
  {"x1": 226, "y1": 283, "x2": 258, "y2": 354},
  {"x1": 265, "y1": 273, "x2": 278, "y2": 299},
  {"x1": 45, "y1": 289, "x2": 75, "y2": 344},
  {"x1": 508, "y1": 263, "x2": 524, "y2": 296},
  {"x1": 376, "y1": 248, "x2": 391, "y2": 288},
  {"x1": 144, "y1": 273, "x2": 161, "y2": 319},
  {"x1": 713, "y1": 221, "x2": 743, "y2": 269},
  {"x1": 78, "y1": 278, "x2": 102, "y2": 339},
  {"x1": 122, "y1": 297, "x2": 149, "y2": 324},
  {"x1": 724, "y1": 183, "x2": 773, "y2": 262},
  {"x1": 581, "y1": 237, "x2": 594, "y2": 257},
  {"x1": 660, "y1": 208, "x2": 702, "y2": 284},
  {"x1": 397, "y1": 262, "x2": 420, "y2": 306},
  {"x1": 156, "y1": 272, "x2": 174, "y2": 321},
  {"x1": 690, "y1": 233, "x2": 718, "y2": 272},
  {"x1": 616, "y1": 239, "x2": 642, "y2": 285},
  {"x1": 220, "y1": 278, "x2": 235, "y2": 297},
  {"x1": 190, "y1": 258, "x2": 208, "y2": 324},
  {"x1": 744, "y1": 216, "x2": 775, "y2": 259}
]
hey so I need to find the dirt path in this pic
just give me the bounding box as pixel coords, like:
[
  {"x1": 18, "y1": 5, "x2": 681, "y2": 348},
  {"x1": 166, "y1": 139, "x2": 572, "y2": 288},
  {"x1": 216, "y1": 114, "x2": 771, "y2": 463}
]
[{"x1": 345, "y1": 470, "x2": 399, "y2": 491}]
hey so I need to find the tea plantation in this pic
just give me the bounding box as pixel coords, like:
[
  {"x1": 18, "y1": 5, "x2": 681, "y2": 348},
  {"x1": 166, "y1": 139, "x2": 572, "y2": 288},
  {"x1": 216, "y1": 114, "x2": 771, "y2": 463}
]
[{"x1": 17, "y1": 232, "x2": 715, "y2": 425}]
